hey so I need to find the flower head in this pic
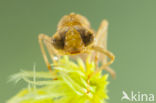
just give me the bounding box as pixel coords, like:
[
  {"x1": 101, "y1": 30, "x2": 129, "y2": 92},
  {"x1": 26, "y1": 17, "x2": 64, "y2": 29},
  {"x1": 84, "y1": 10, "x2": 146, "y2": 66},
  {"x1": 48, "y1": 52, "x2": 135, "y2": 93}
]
[{"x1": 8, "y1": 56, "x2": 109, "y2": 103}]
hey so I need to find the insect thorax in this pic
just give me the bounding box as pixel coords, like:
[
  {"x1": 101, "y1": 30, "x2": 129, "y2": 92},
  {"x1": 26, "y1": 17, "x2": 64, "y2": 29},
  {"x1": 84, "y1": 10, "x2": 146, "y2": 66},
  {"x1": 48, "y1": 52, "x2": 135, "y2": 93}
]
[{"x1": 57, "y1": 13, "x2": 90, "y2": 30}]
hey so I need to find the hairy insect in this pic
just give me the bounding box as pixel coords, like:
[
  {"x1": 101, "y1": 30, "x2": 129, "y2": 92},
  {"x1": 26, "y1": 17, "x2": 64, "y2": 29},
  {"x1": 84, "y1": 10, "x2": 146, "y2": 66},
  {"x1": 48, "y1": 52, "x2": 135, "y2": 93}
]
[{"x1": 38, "y1": 13, "x2": 115, "y2": 78}]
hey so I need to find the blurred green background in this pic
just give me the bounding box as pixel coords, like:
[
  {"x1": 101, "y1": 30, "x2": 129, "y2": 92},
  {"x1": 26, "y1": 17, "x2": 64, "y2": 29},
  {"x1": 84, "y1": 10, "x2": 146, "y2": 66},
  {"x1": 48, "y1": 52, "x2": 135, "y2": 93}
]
[{"x1": 0, "y1": 0, "x2": 156, "y2": 103}]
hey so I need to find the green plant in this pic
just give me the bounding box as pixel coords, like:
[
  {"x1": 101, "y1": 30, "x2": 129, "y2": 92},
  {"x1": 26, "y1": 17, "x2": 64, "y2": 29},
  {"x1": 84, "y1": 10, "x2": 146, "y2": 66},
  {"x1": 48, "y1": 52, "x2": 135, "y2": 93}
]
[{"x1": 7, "y1": 56, "x2": 109, "y2": 103}]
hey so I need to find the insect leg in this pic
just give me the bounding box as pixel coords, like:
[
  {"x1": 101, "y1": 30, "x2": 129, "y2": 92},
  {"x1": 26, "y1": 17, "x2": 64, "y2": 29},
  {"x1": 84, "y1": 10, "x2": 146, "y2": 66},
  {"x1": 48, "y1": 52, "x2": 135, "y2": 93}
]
[
  {"x1": 91, "y1": 46, "x2": 116, "y2": 78},
  {"x1": 94, "y1": 20, "x2": 116, "y2": 78},
  {"x1": 38, "y1": 34, "x2": 56, "y2": 73},
  {"x1": 44, "y1": 38, "x2": 60, "y2": 64}
]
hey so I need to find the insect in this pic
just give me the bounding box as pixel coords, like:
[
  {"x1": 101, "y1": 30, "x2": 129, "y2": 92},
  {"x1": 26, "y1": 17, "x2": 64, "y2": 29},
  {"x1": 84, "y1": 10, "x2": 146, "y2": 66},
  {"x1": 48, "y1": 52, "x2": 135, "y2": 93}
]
[{"x1": 38, "y1": 13, "x2": 115, "y2": 78}]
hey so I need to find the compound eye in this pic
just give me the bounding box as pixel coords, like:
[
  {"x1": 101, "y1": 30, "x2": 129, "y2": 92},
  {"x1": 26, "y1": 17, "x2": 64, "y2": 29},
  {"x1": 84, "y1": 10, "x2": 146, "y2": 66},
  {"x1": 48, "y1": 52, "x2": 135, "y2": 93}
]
[
  {"x1": 77, "y1": 28, "x2": 94, "y2": 46},
  {"x1": 81, "y1": 31, "x2": 94, "y2": 46},
  {"x1": 52, "y1": 35, "x2": 65, "y2": 50}
]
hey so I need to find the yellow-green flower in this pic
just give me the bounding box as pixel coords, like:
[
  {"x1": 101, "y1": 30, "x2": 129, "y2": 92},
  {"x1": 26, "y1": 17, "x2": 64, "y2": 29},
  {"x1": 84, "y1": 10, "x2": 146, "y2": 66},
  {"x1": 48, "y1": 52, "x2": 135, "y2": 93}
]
[{"x1": 7, "y1": 56, "x2": 109, "y2": 103}]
